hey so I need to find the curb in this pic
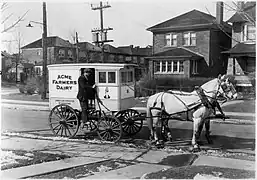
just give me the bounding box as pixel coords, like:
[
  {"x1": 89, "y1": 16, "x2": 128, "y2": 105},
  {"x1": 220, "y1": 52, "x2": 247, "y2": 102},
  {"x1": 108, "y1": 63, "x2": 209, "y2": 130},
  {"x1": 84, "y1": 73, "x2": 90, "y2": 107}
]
[{"x1": 1, "y1": 156, "x2": 107, "y2": 179}]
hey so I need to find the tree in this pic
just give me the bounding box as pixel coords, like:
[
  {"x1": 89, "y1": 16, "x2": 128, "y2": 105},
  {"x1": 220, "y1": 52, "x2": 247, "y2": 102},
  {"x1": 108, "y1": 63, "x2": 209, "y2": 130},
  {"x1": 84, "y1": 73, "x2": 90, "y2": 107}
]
[{"x1": 1, "y1": 2, "x2": 29, "y2": 33}]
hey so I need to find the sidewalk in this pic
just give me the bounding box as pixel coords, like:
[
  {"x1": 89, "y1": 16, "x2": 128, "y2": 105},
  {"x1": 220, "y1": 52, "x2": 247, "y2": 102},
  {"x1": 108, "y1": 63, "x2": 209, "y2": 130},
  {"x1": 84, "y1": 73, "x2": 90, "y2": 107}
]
[{"x1": 1, "y1": 135, "x2": 255, "y2": 179}]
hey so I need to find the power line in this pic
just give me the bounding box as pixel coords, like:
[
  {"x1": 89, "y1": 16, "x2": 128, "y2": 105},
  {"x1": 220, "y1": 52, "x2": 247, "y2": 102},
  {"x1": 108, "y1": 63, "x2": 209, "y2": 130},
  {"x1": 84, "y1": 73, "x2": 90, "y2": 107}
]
[{"x1": 91, "y1": 1, "x2": 113, "y2": 62}]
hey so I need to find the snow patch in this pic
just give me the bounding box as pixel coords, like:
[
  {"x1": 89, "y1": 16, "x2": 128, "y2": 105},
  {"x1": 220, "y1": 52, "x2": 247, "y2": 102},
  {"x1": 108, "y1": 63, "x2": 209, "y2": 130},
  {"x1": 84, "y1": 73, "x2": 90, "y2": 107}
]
[
  {"x1": 1, "y1": 150, "x2": 32, "y2": 167},
  {"x1": 97, "y1": 165, "x2": 113, "y2": 172}
]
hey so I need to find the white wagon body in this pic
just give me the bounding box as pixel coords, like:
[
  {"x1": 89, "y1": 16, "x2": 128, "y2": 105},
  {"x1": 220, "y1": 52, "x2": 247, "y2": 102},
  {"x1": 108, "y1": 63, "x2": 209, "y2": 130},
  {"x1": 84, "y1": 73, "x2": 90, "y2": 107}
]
[{"x1": 48, "y1": 63, "x2": 137, "y2": 112}]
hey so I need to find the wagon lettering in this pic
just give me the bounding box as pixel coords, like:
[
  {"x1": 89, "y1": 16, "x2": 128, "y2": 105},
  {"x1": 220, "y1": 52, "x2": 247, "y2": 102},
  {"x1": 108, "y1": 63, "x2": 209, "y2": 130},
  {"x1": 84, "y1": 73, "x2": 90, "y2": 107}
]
[
  {"x1": 56, "y1": 85, "x2": 72, "y2": 90},
  {"x1": 57, "y1": 75, "x2": 72, "y2": 80}
]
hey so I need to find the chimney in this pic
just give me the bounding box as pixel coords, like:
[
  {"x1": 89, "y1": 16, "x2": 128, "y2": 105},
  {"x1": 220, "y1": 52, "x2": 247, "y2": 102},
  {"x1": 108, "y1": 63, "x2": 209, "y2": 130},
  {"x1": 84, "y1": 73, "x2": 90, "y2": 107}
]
[
  {"x1": 237, "y1": 1, "x2": 244, "y2": 12},
  {"x1": 216, "y1": 2, "x2": 224, "y2": 24}
]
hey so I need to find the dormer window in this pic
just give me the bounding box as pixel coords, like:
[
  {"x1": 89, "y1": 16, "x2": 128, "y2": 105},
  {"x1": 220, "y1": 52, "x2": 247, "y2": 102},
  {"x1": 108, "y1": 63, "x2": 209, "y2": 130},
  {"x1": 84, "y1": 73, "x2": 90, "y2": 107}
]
[
  {"x1": 165, "y1": 33, "x2": 177, "y2": 46},
  {"x1": 58, "y1": 49, "x2": 65, "y2": 58},
  {"x1": 242, "y1": 24, "x2": 256, "y2": 42}
]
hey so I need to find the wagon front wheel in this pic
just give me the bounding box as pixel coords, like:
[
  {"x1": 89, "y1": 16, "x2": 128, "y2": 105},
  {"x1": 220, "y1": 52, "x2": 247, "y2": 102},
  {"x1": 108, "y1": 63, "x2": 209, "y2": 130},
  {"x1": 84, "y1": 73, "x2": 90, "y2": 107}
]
[
  {"x1": 49, "y1": 104, "x2": 80, "y2": 138},
  {"x1": 97, "y1": 115, "x2": 122, "y2": 142},
  {"x1": 116, "y1": 109, "x2": 143, "y2": 135}
]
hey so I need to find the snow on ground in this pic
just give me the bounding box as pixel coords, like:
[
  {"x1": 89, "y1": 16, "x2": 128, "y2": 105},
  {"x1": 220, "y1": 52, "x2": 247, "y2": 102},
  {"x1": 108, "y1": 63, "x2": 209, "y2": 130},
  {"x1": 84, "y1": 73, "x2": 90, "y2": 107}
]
[{"x1": 1, "y1": 150, "x2": 32, "y2": 167}]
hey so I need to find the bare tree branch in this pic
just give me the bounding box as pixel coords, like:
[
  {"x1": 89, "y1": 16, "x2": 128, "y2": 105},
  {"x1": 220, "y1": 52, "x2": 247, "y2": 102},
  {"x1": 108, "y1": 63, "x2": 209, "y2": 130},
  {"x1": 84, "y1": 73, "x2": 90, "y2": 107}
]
[
  {"x1": 1, "y1": 10, "x2": 29, "y2": 33},
  {"x1": 228, "y1": 2, "x2": 255, "y2": 26},
  {"x1": 2, "y1": 12, "x2": 13, "y2": 24},
  {"x1": 1, "y1": 2, "x2": 8, "y2": 10}
]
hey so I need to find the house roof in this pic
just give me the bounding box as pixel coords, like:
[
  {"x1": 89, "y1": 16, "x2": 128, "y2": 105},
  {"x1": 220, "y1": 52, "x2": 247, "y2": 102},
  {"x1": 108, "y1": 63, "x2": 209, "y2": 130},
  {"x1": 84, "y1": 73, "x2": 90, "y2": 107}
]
[
  {"x1": 117, "y1": 46, "x2": 134, "y2": 55},
  {"x1": 21, "y1": 36, "x2": 74, "y2": 49},
  {"x1": 1, "y1": 51, "x2": 13, "y2": 58},
  {"x1": 222, "y1": 43, "x2": 256, "y2": 55},
  {"x1": 103, "y1": 44, "x2": 125, "y2": 54},
  {"x1": 22, "y1": 63, "x2": 34, "y2": 68},
  {"x1": 147, "y1": 9, "x2": 231, "y2": 32},
  {"x1": 227, "y1": 2, "x2": 256, "y2": 23},
  {"x1": 148, "y1": 47, "x2": 203, "y2": 59},
  {"x1": 77, "y1": 42, "x2": 102, "y2": 52},
  {"x1": 117, "y1": 45, "x2": 152, "y2": 56}
]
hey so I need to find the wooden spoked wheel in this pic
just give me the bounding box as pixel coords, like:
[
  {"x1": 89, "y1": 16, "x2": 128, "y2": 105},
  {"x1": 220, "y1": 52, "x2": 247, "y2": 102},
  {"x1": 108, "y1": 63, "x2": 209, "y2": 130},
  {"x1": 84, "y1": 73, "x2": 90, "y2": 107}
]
[
  {"x1": 97, "y1": 115, "x2": 122, "y2": 142},
  {"x1": 116, "y1": 109, "x2": 143, "y2": 135},
  {"x1": 49, "y1": 104, "x2": 80, "y2": 138}
]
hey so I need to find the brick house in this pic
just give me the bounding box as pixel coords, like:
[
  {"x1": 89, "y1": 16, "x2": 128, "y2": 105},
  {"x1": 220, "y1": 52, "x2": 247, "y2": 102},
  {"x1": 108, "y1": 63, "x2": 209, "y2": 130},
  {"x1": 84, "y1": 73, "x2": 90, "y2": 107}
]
[
  {"x1": 78, "y1": 42, "x2": 152, "y2": 80},
  {"x1": 146, "y1": 3, "x2": 232, "y2": 79},
  {"x1": 223, "y1": 2, "x2": 255, "y2": 89},
  {"x1": 21, "y1": 36, "x2": 76, "y2": 75}
]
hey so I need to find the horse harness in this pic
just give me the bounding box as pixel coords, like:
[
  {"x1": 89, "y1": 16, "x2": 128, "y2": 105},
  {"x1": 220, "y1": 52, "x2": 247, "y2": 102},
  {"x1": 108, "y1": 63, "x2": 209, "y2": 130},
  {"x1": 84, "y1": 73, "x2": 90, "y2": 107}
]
[{"x1": 152, "y1": 86, "x2": 219, "y2": 121}]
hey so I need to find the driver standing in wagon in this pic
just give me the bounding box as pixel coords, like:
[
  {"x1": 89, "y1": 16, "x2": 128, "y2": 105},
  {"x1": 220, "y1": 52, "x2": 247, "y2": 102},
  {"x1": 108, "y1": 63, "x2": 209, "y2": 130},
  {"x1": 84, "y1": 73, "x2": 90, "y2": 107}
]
[{"x1": 77, "y1": 68, "x2": 96, "y2": 126}]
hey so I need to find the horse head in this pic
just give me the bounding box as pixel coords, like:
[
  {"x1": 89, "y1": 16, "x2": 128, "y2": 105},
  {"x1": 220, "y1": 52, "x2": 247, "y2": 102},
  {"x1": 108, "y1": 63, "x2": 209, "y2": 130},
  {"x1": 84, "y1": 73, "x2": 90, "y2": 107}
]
[{"x1": 218, "y1": 74, "x2": 238, "y2": 100}]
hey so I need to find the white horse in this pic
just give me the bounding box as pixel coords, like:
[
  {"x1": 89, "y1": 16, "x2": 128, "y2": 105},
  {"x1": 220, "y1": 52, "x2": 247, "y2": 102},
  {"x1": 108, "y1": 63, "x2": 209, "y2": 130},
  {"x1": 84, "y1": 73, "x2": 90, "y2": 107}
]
[{"x1": 146, "y1": 75, "x2": 238, "y2": 150}]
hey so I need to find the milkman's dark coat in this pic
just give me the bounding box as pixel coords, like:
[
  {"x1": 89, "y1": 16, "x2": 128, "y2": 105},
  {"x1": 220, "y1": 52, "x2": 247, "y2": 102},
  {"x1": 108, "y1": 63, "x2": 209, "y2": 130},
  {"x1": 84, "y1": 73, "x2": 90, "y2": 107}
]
[{"x1": 76, "y1": 75, "x2": 95, "y2": 102}]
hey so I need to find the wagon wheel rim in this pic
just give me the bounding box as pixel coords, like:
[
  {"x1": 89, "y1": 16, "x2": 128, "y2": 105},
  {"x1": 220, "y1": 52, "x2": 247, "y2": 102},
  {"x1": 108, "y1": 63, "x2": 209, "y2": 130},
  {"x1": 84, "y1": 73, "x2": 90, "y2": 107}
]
[
  {"x1": 116, "y1": 109, "x2": 142, "y2": 135},
  {"x1": 97, "y1": 116, "x2": 122, "y2": 142},
  {"x1": 49, "y1": 104, "x2": 79, "y2": 138}
]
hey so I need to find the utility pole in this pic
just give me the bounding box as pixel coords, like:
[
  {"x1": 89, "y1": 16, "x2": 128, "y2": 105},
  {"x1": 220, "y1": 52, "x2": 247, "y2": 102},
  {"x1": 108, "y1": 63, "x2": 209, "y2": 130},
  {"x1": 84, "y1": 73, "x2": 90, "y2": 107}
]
[
  {"x1": 91, "y1": 1, "x2": 113, "y2": 63},
  {"x1": 42, "y1": 2, "x2": 47, "y2": 100},
  {"x1": 75, "y1": 32, "x2": 79, "y2": 63},
  {"x1": 16, "y1": 31, "x2": 21, "y2": 83}
]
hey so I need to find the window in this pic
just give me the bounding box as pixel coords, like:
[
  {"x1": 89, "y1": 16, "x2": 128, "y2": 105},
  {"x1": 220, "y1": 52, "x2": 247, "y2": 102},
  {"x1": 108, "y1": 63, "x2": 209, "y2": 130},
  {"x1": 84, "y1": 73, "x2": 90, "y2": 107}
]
[
  {"x1": 98, "y1": 71, "x2": 116, "y2": 84},
  {"x1": 58, "y1": 49, "x2": 65, "y2": 58},
  {"x1": 171, "y1": 34, "x2": 177, "y2": 46},
  {"x1": 128, "y1": 71, "x2": 133, "y2": 82},
  {"x1": 242, "y1": 24, "x2": 256, "y2": 41},
  {"x1": 108, "y1": 72, "x2": 116, "y2": 83},
  {"x1": 173, "y1": 61, "x2": 178, "y2": 72},
  {"x1": 183, "y1": 32, "x2": 196, "y2": 46},
  {"x1": 99, "y1": 72, "x2": 106, "y2": 83},
  {"x1": 35, "y1": 67, "x2": 41, "y2": 75},
  {"x1": 121, "y1": 71, "x2": 134, "y2": 83},
  {"x1": 121, "y1": 72, "x2": 126, "y2": 83},
  {"x1": 165, "y1": 34, "x2": 171, "y2": 46},
  {"x1": 165, "y1": 33, "x2": 177, "y2": 46},
  {"x1": 154, "y1": 60, "x2": 184, "y2": 74},
  {"x1": 162, "y1": 61, "x2": 167, "y2": 72},
  {"x1": 68, "y1": 50, "x2": 73, "y2": 59},
  {"x1": 192, "y1": 60, "x2": 198, "y2": 74}
]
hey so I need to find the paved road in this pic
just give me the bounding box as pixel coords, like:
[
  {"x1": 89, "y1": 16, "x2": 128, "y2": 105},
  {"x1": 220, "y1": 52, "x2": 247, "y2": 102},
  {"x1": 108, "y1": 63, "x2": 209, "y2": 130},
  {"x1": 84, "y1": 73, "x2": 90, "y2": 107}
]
[{"x1": 1, "y1": 107, "x2": 255, "y2": 154}]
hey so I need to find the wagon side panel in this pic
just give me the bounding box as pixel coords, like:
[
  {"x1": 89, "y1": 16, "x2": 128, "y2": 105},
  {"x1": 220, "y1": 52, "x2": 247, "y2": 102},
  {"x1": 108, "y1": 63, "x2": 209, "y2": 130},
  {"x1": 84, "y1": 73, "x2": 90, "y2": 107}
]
[{"x1": 48, "y1": 68, "x2": 80, "y2": 110}]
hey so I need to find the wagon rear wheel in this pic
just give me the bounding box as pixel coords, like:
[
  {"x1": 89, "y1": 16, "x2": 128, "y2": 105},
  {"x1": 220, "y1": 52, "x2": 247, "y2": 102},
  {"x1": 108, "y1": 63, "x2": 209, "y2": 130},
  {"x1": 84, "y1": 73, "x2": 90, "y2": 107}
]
[
  {"x1": 116, "y1": 109, "x2": 143, "y2": 136},
  {"x1": 97, "y1": 115, "x2": 122, "y2": 142},
  {"x1": 49, "y1": 104, "x2": 79, "y2": 138}
]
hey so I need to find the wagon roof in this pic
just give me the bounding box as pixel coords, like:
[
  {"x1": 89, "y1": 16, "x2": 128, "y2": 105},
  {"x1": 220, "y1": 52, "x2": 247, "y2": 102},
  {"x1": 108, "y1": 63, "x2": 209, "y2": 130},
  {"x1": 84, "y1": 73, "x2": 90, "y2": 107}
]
[{"x1": 47, "y1": 63, "x2": 137, "y2": 70}]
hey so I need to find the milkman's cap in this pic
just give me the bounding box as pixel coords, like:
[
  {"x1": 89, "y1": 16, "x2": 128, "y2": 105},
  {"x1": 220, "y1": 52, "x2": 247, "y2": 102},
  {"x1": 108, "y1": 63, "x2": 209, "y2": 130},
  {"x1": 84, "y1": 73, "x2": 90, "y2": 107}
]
[{"x1": 84, "y1": 68, "x2": 92, "y2": 73}]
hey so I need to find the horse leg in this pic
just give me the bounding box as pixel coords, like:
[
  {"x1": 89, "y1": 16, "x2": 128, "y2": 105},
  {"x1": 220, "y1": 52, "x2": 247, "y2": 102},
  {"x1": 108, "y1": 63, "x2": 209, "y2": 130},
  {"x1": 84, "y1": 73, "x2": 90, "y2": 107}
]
[
  {"x1": 146, "y1": 107, "x2": 155, "y2": 141},
  {"x1": 155, "y1": 116, "x2": 165, "y2": 148},
  {"x1": 192, "y1": 117, "x2": 203, "y2": 151},
  {"x1": 205, "y1": 119, "x2": 213, "y2": 144}
]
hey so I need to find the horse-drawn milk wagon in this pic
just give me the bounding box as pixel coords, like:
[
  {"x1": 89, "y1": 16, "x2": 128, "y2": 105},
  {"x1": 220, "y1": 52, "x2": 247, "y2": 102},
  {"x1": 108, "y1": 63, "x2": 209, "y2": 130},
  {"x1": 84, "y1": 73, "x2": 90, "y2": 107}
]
[{"x1": 48, "y1": 63, "x2": 144, "y2": 142}]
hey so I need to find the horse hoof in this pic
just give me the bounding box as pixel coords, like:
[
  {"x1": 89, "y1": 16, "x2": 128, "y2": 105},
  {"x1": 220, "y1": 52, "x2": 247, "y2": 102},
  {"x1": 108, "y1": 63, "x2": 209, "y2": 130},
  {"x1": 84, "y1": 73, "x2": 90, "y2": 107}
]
[
  {"x1": 156, "y1": 141, "x2": 165, "y2": 149},
  {"x1": 190, "y1": 145, "x2": 201, "y2": 152}
]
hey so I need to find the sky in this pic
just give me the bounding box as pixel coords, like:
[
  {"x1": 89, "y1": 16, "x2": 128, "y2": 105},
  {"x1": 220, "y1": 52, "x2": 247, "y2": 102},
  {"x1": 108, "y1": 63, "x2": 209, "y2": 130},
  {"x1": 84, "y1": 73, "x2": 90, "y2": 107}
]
[{"x1": 1, "y1": 0, "x2": 236, "y2": 53}]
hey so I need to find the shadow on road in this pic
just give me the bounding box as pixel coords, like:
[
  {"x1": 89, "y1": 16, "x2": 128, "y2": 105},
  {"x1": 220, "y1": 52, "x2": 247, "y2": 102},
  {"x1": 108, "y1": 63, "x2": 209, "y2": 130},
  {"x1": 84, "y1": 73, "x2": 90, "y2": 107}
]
[{"x1": 132, "y1": 126, "x2": 255, "y2": 152}]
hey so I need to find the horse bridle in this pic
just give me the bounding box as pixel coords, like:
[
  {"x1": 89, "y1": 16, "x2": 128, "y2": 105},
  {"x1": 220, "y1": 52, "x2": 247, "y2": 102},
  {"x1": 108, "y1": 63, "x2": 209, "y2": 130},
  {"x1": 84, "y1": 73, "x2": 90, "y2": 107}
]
[{"x1": 218, "y1": 79, "x2": 237, "y2": 100}]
